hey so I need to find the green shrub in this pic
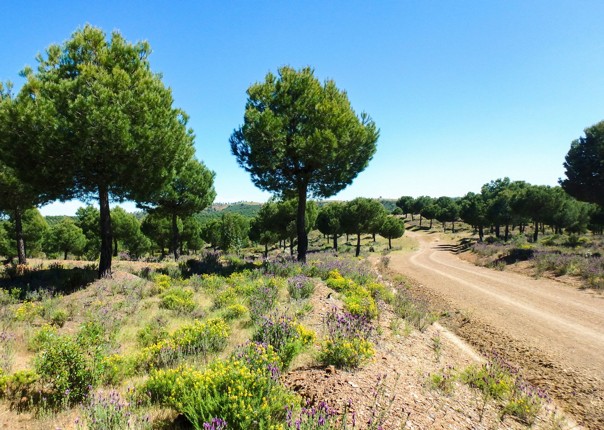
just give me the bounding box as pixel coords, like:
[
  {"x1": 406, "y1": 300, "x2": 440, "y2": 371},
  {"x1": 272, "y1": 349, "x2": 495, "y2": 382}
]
[
  {"x1": 222, "y1": 304, "x2": 248, "y2": 321},
  {"x1": 287, "y1": 275, "x2": 315, "y2": 300},
  {"x1": 137, "y1": 318, "x2": 169, "y2": 348},
  {"x1": 160, "y1": 287, "x2": 196, "y2": 313},
  {"x1": 252, "y1": 313, "x2": 315, "y2": 369},
  {"x1": 137, "y1": 318, "x2": 230, "y2": 369},
  {"x1": 142, "y1": 343, "x2": 297, "y2": 430},
  {"x1": 318, "y1": 309, "x2": 375, "y2": 369},
  {"x1": 393, "y1": 293, "x2": 437, "y2": 332},
  {"x1": 50, "y1": 309, "x2": 68, "y2": 328},
  {"x1": 34, "y1": 336, "x2": 93, "y2": 404},
  {"x1": 213, "y1": 287, "x2": 238, "y2": 310},
  {"x1": 0, "y1": 370, "x2": 40, "y2": 402},
  {"x1": 28, "y1": 324, "x2": 58, "y2": 352}
]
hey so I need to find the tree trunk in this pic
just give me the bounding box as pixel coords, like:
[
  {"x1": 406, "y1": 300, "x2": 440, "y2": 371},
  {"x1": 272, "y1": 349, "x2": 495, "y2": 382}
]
[
  {"x1": 443, "y1": 221, "x2": 446, "y2": 232},
  {"x1": 533, "y1": 220, "x2": 539, "y2": 242},
  {"x1": 333, "y1": 233, "x2": 338, "y2": 252},
  {"x1": 388, "y1": 237, "x2": 392, "y2": 249},
  {"x1": 98, "y1": 186, "x2": 113, "y2": 278},
  {"x1": 429, "y1": 219, "x2": 433, "y2": 229},
  {"x1": 504, "y1": 224, "x2": 509, "y2": 242},
  {"x1": 264, "y1": 243, "x2": 268, "y2": 259},
  {"x1": 495, "y1": 225, "x2": 500, "y2": 238},
  {"x1": 64, "y1": 249, "x2": 68, "y2": 260},
  {"x1": 289, "y1": 238, "x2": 294, "y2": 256},
  {"x1": 478, "y1": 225, "x2": 484, "y2": 242},
  {"x1": 452, "y1": 220, "x2": 456, "y2": 233},
  {"x1": 172, "y1": 212, "x2": 180, "y2": 261},
  {"x1": 419, "y1": 214, "x2": 423, "y2": 227},
  {"x1": 355, "y1": 233, "x2": 361, "y2": 257},
  {"x1": 372, "y1": 232, "x2": 376, "y2": 242},
  {"x1": 113, "y1": 238, "x2": 118, "y2": 257},
  {"x1": 13, "y1": 209, "x2": 26, "y2": 265},
  {"x1": 296, "y1": 185, "x2": 308, "y2": 263}
]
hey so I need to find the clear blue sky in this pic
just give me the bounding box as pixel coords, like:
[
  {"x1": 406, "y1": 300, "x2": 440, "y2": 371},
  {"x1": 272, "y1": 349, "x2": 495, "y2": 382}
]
[{"x1": 2, "y1": 1, "x2": 604, "y2": 215}]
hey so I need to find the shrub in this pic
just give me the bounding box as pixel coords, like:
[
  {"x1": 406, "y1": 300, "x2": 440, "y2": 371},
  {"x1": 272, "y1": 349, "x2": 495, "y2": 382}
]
[
  {"x1": 222, "y1": 304, "x2": 248, "y2": 321},
  {"x1": 137, "y1": 318, "x2": 169, "y2": 348},
  {"x1": 77, "y1": 390, "x2": 151, "y2": 430},
  {"x1": 318, "y1": 309, "x2": 375, "y2": 369},
  {"x1": 212, "y1": 287, "x2": 238, "y2": 310},
  {"x1": 153, "y1": 273, "x2": 172, "y2": 292},
  {"x1": 14, "y1": 301, "x2": 43, "y2": 322},
  {"x1": 34, "y1": 336, "x2": 93, "y2": 404},
  {"x1": 28, "y1": 324, "x2": 58, "y2": 352},
  {"x1": 160, "y1": 287, "x2": 196, "y2": 313},
  {"x1": 287, "y1": 275, "x2": 315, "y2": 300},
  {"x1": 0, "y1": 370, "x2": 40, "y2": 403},
  {"x1": 137, "y1": 318, "x2": 230, "y2": 370},
  {"x1": 142, "y1": 343, "x2": 297, "y2": 430},
  {"x1": 248, "y1": 282, "x2": 279, "y2": 324},
  {"x1": 0, "y1": 331, "x2": 15, "y2": 374},
  {"x1": 252, "y1": 313, "x2": 315, "y2": 369},
  {"x1": 50, "y1": 309, "x2": 69, "y2": 328}
]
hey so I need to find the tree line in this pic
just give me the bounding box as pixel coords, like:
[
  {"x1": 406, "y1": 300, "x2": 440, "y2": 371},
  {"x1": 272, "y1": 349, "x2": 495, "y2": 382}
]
[{"x1": 395, "y1": 178, "x2": 603, "y2": 241}]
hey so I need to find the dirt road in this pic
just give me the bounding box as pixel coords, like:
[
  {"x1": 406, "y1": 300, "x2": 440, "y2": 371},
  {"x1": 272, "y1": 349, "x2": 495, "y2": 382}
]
[{"x1": 388, "y1": 230, "x2": 604, "y2": 428}]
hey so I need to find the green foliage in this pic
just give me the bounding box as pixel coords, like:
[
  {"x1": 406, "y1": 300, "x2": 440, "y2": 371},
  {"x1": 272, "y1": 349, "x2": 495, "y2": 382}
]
[
  {"x1": 326, "y1": 270, "x2": 378, "y2": 319},
  {"x1": 252, "y1": 312, "x2": 315, "y2": 369},
  {"x1": 379, "y1": 216, "x2": 405, "y2": 248},
  {"x1": 140, "y1": 158, "x2": 216, "y2": 259},
  {"x1": 222, "y1": 303, "x2": 248, "y2": 321},
  {"x1": 231, "y1": 66, "x2": 378, "y2": 262},
  {"x1": 78, "y1": 390, "x2": 152, "y2": 430},
  {"x1": 7, "y1": 25, "x2": 195, "y2": 276},
  {"x1": 341, "y1": 197, "x2": 387, "y2": 256},
  {"x1": 137, "y1": 318, "x2": 230, "y2": 370},
  {"x1": 142, "y1": 342, "x2": 297, "y2": 430},
  {"x1": 160, "y1": 286, "x2": 196, "y2": 313},
  {"x1": 49, "y1": 309, "x2": 68, "y2": 328},
  {"x1": 43, "y1": 218, "x2": 86, "y2": 259},
  {"x1": 34, "y1": 336, "x2": 93, "y2": 404},
  {"x1": 561, "y1": 120, "x2": 604, "y2": 207},
  {"x1": 287, "y1": 275, "x2": 315, "y2": 300},
  {"x1": 28, "y1": 325, "x2": 58, "y2": 352},
  {"x1": 219, "y1": 212, "x2": 249, "y2": 252},
  {"x1": 318, "y1": 309, "x2": 375, "y2": 369},
  {"x1": 137, "y1": 318, "x2": 169, "y2": 348}
]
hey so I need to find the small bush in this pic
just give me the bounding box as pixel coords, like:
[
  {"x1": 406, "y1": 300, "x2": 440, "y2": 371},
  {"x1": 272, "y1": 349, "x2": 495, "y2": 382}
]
[
  {"x1": 14, "y1": 301, "x2": 43, "y2": 322},
  {"x1": 142, "y1": 342, "x2": 297, "y2": 430},
  {"x1": 137, "y1": 318, "x2": 230, "y2": 370},
  {"x1": 34, "y1": 336, "x2": 93, "y2": 404},
  {"x1": 287, "y1": 275, "x2": 315, "y2": 300},
  {"x1": 222, "y1": 304, "x2": 248, "y2": 321},
  {"x1": 50, "y1": 309, "x2": 68, "y2": 327},
  {"x1": 212, "y1": 287, "x2": 238, "y2": 310},
  {"x1": 28, "y1": 324, "x2": 58, "y2": 352},
  {"x1": 252, "y1": 312, "x2": 315, "y2": 369},
  {"x1": 77, "y1": 390, "x2": 151, "y2": 430},
  {"x1": 160, "y1": 287, "x2": 196, "y2": 313},
  {"x1": 393, "y1": 293, "x2": 437, "y2": 332},
  {"x1": 318, "y1": 309, "x2": 375, "y2": 369},
  {"x1": 137, "y1": 318, "x2": 169, "y2": 348}
]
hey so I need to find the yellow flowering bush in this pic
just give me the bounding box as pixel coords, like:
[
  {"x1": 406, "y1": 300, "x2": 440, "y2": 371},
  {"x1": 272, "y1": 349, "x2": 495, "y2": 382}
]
[
  {"x1": 153, "y1": 274, "x2": 172, "y2": 292},
  {"x1": 160, "y1": 287, "x2": 196, "y2": 313},
  {"x1": 14, "y1": 301, "x2": 43, "y2": 322},
  {"x1": 326, "y1": 270, "x2": 379, "y2": 319},
  {"x1": 138, "y1": 318, "x2": 230, "y2": 369},
  {"x1": 223, "y1": 304, "x2": 248, "y2": 321},
  {"x1": 142, "y1": 343, "x2": 297, "y2": 430}
]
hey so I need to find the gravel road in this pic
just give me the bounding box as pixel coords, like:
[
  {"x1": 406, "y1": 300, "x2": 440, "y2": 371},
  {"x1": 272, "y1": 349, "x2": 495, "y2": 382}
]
[{"x1": 387, "y1": 230, "x2": 604, "y2": 428}]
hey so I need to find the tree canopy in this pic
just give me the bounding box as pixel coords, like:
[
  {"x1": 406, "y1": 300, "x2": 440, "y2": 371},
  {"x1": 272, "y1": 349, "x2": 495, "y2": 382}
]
[
  {"x1": 230, "y1": 66, "x2": 378, "y2": 262},
  {"x1": 560, "y1": 120, "x2": 604, "y2": 207},
  {"x1": 3, "y1": 25, "x2": 194, "y2": 277}
]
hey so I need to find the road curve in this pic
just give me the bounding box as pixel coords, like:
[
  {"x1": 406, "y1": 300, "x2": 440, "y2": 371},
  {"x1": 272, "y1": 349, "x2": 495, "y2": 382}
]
[
  {"x1": 388, "y1": 230, "x2": 604, "y2": 428},
  {"x1": 390, "y1": 231, "x2": 604, "y2": 375}
]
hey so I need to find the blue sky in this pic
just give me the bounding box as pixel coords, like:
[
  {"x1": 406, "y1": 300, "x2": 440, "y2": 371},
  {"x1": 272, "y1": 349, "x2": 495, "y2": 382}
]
[{"x1": 2, "y1": 1, "x2": 604, "y2": 215}]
